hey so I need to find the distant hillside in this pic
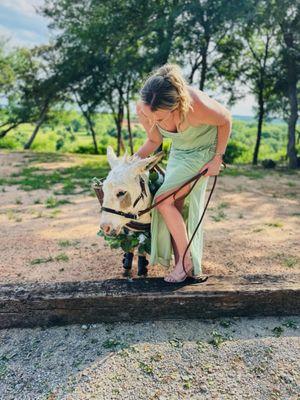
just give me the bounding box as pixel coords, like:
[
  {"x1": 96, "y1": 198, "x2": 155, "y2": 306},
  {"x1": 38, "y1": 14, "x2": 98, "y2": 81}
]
[{"x1": 233, "y1": 115, "x2": 286, "y2": 125}]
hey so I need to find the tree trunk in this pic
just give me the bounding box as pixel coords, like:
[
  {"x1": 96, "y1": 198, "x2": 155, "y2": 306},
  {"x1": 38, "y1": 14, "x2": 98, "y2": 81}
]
[
  {"x1": 116, "y1": 93, "x2": 124, "y2": 156},
  {"x1": 75, "y1": 94, "x2": 99, "y2": 154},
  {"x1": 83, "y1": 110, "x2": 99, "y2": 154},
  {"x1": 283, "y1": 34, "x2": 299, "y2": 168},
  {"x1": 0, "y1": 123, "x2": 21, "y2": 139},
  {"x1": 199, "y1": 50, "x2": 208, "y2": 91},
  {"x1": 24, "y1": 104, "x2": 48, "y2": 150},
  {"x1": 253, "y1": 88, "x2": 264, "y2": 165},
  {"x1": 126, "y1": 99, "x2": 134, "y2": 155},
  {"x1": 188, "y1": 56, "x2": 201, "y2": 84}
]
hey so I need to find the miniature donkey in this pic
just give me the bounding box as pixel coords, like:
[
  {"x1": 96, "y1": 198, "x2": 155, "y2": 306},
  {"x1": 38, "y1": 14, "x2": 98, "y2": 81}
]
[{"x1": 94, "y1": 145, "x2": 165, "y2": 277}]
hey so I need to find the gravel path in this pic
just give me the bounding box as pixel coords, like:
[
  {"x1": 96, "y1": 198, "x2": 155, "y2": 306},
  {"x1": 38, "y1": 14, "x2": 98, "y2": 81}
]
[{"x1": 0, "y1": 316, "x2": 299, "y2": 399}]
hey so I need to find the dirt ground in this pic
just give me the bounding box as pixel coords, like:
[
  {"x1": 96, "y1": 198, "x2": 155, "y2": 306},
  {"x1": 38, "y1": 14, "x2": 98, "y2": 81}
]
[{"x1": 0, "y1": 150, "x2": 299, "y2": 284}]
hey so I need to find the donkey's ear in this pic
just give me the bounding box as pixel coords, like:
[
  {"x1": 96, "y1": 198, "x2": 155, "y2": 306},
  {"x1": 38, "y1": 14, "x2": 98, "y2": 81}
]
[
  {"x1": 132, "y1": 151, "x2": 165, "y2": 174},
  {"x1": 122, "y1": 148, "x2": 130, "y2": 164},
  {"x1": 107, "y1": 145, "x2": 119, "y2": 169}
]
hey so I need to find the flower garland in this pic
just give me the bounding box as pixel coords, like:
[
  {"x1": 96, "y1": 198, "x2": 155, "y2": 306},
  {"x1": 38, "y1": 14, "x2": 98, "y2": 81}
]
[{"x1": 97, "y1": 170, "x2": 164, "y2": 255}]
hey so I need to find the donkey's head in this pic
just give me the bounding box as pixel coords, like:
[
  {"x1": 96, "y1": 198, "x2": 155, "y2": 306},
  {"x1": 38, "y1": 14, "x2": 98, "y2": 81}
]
[{"x1": 99, "y1": 145, "x2": 164, "y2": 235}]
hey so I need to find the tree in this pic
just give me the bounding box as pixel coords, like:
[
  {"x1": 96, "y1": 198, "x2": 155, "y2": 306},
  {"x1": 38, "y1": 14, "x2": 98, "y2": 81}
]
[
  {"x1": 233, "y1": 0, "x2": 280, "y2": 165},
  {"x1": 274, "y1": 0, "x2": 300, "y2": 168}
]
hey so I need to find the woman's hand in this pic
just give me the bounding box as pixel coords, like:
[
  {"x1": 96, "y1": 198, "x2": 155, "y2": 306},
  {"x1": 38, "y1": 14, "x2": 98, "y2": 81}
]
[{"x1": 199, "y1": 155, "x2": 223, "y2": 177}]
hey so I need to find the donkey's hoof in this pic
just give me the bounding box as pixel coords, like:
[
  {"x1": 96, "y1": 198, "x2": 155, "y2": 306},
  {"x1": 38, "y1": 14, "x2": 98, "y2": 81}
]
[{"x1": 122, "y1": 268, "x2": 132, "y2": 278}]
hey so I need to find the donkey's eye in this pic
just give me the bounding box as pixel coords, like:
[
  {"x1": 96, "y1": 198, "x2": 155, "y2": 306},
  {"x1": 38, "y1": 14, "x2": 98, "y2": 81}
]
[{"x1": 116, "y1": 190, "x2": 127, "y2": 197}]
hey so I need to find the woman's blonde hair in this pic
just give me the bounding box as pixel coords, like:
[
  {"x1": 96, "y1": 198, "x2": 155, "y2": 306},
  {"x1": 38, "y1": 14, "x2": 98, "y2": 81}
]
[{"x1": 139, "y1": 63, "x2": 194, "y2": 132}]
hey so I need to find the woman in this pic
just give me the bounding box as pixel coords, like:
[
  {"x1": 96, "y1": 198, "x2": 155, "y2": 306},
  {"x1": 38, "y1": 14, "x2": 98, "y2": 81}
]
[{"x1": 134, "y1": 63, "x2": 232, "y2": 283}]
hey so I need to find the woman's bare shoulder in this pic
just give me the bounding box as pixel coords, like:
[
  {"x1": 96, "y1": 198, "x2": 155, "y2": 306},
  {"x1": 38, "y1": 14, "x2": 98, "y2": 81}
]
[{"x1": 187, "y1": 86, "x2": 231, "y2": 126}]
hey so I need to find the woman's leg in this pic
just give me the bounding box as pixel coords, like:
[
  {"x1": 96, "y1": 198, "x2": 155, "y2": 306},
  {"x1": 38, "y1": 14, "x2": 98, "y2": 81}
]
[
  {"x1": 154, "y1": 184, "x2": 194, "y2": 282},
  {"x1": 171, "y1": 196, "x2": 185, "y2": 264}
]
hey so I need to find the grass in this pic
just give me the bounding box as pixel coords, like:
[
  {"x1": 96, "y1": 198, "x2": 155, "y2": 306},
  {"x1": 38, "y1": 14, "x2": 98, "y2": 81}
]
[
  {"x1": 139, "y1": 361, "x2": 154, "y2": 375},
  {"x1": 208, "y1": 330, "x2": 232, "y2": 348},
  {"x1": 282, "y1": 319, "x2": 298, "y2": 329},
  {"x1": 30, "y1": 252, "x2": 69, "y2": 265},
  {"x1": 252, "y1": 227, "x2": 264, "y2": 232},
  {"x1": 45, "y1": 196, "x2": 73, "y2": 208},
  {"x1": 272, "y1": 326, "x2": 284, "y2": 337},
  {"x1": 2, "y1": 153, "x2": 110, "y2": 196},
  {"x1": 58, "y1": 239, "x2": 80, "y2": 247},
  {"x1": 264, "y1": 221, "x2": 284, "y2": 228},
  {"x1": 102, "y1": 338, "x2": 125, "y2": 350},
  {"x1": 219, "y1": 319, "x2": 235, "y2": 328},
  {"x1": 196, "y1": 339, "x2": 209, "y2": 352},
  {"x1": 222, "y1": 166, "x2": 266, "y2": 179},
  {"x1": 218, "y1": 201, "x2": 230, "y2": 209},
  {"x1": 283, "y1": 256, "x2": 298, "y2": 268},
  {"x1": 49, "y1": 209, "x2": 61, "y2": 218},
  {"x1": 211, "y1": 210, "x2": 227, "y2": 222},
  {"x1": 210, "y1": 202, "x2": 230, "y2": 222},
  {"x1": 168, "y1": 337, "x2": 184, "y2": 348}
]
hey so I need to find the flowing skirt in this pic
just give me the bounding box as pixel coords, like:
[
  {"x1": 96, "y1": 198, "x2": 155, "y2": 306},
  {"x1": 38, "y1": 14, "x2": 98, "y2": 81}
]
[{"x1": 148, "y1": 149, "x2": 213, "y2": 276}]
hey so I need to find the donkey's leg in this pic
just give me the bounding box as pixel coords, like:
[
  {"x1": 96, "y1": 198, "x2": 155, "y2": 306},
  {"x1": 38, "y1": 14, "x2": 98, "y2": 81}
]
[
  {"x1": 137, "y1": 253, "x2": 149, "y2": 276},
  {"x1": 122, "y1": 251, "x2": 134, "y2": 277}
]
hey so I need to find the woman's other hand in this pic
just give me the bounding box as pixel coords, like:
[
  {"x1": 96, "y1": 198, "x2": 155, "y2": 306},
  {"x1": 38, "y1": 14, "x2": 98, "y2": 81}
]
[{"x1": 199, "y1": 155, "x2": 223, "y2": 177}]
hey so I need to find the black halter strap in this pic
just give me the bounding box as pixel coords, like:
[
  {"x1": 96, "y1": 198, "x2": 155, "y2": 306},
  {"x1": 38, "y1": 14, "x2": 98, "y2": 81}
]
[{"x1": 100, "y1": 175, "x2": 148, "y2": 219}]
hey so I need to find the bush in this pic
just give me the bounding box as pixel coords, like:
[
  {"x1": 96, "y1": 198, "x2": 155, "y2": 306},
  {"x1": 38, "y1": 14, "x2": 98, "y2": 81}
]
[
  {"x1": 223, "y1": 140, "x2": 247, "y2": 164},
  {"x1": 71, "y1": 119, "x2": 81, "y2": 132},
  {"x1": 56, "y1": 138, "x2": 64, "y2": 151},
  {"x1": 73, "y1": 144, "x2": 96, "y2": 154},
  {"x1": 72, "y1": 143, "x2": 107, "y2": 155},
  {"x1": 0, "y1": 136, "x2": 18, "y2": 149},
  {"x1": 261, "y1": 159, "x2": 277, "y2": 168}
]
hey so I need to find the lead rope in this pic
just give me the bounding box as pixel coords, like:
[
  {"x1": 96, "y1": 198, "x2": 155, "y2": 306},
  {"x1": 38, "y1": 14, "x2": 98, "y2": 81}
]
[
  {"x1": 145, "y1": 161, "x2": 227, "y2": 279},
  {"x1": 181, "y1": 172, "x2": 218, "y2": 278}
]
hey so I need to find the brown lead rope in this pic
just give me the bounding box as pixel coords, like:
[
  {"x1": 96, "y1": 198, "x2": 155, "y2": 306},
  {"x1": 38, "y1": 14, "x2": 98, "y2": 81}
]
[{"x1": 141, "y1": 160, "x2": 227, "y2": 278}]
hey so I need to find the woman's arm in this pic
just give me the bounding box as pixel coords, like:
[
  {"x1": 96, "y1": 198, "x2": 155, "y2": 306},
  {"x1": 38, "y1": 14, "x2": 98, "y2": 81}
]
[
  {"x1": 133, "y1": 101, "x2": 163, "y2": 159},
  {"x1": 191, "y1": 89, "x2": 232, "y2": 160}
]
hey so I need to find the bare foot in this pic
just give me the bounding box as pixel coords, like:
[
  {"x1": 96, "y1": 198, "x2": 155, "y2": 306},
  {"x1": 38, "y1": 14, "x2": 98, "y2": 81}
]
[{"x1": 164, "y1": 258, "x2": 194, "y2": 283}]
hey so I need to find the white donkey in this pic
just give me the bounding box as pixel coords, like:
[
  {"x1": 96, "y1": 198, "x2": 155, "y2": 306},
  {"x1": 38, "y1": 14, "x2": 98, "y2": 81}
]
[{"x1": 98, "y1": 145, "x2": 164, "y2": 276}]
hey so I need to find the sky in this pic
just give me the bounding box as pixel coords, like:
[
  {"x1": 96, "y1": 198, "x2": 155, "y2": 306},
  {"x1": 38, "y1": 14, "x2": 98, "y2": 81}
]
[{"x1": 0, "y1": 0, "x2": 255, "y2": 116}]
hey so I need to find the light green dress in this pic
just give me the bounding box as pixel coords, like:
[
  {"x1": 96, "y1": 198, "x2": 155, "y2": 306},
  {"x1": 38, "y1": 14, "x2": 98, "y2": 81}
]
[{"x1": 148, "y1": 122, "x2": 218, "y2": 276}]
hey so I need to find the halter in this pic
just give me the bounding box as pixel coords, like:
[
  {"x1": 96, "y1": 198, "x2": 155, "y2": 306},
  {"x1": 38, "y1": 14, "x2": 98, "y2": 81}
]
[{"x1": 100, "y1": 175, "x2": 149, "y2": 220}]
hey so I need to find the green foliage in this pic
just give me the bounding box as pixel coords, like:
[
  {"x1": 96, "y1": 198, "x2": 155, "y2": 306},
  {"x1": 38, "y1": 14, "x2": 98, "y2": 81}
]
[
  {"x1": 97, "y1": 229, "x2": 151, "y2": 254},
  {"x1": 1, "y1": 114, "x2": 295, "y2": 163},
  {"x1": 224, "y1": 140, "x2": 247, "y2": 164},
  {"x1": 45, "y1": 196, "x2": 72, "y2": 208},
  {"x1": 208, "y1": 330, "x2": 232, "y2": 348},
  {"x1": 262, "y1": 159, "x2": 277, "y2": 168},
  {"x1": 56, "y1": 138, "x2": 64, "y2": 151},
  {"x1": 2, "y1": 154, "x2": 110, "y2": 195},
  {"x1": 30, "y1": 253, "x2": 69, "y2": 265}
]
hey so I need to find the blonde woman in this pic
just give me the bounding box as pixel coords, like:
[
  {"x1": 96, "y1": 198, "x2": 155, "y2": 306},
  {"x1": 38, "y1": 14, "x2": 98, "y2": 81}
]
[{"x1": 134, "y1": 63, "x2": 232, "y2": 283}]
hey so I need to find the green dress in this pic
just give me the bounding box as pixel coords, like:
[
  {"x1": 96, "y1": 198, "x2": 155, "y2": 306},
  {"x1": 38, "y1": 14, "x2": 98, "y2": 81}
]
[{"x1": 148, "y1": 122, "x2": 218, "y2": 276}]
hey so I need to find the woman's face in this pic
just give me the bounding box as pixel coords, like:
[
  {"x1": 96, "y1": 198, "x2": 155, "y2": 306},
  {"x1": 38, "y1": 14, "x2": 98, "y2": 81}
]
[{"x1": 140, "y1": 103, "x2": 173, "y2": 125}]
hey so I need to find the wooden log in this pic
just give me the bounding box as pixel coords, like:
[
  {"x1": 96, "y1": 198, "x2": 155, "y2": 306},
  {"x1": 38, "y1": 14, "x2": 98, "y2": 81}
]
[{"x1": 0, "y1": 274, "x2": 299, "y2": 329}]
